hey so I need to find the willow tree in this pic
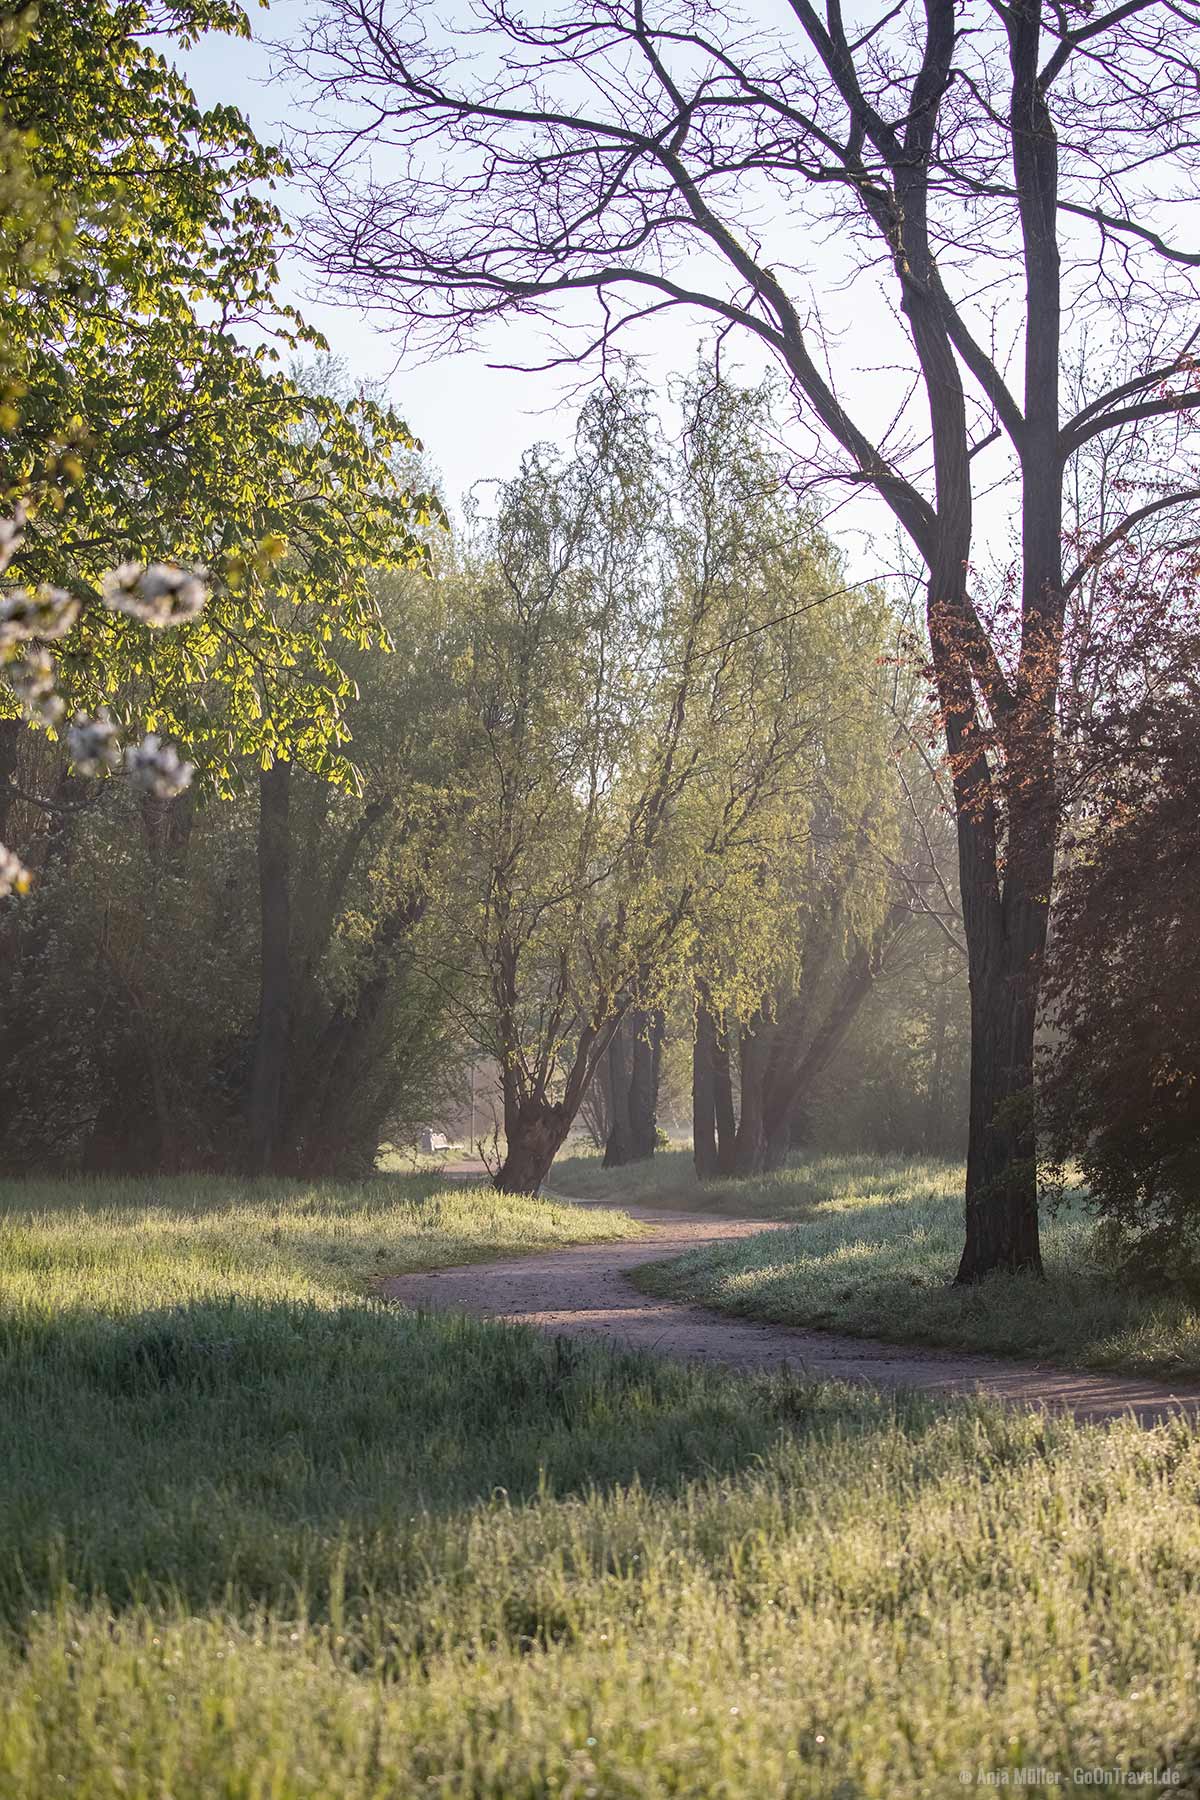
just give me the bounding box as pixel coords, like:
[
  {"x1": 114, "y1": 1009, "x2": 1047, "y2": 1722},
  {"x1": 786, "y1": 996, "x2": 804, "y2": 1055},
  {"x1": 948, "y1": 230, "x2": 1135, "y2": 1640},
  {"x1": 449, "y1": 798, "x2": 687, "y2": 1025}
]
[
  {"x1": 438, "y1": 374, "x2": 853, "y2": 1193},
  {"x1": 692, "y1": 796, "x2": 904, "y2": 1182},
  {"x1": 297, "y1": 0, "x2": 1200, "y2": 1277}
]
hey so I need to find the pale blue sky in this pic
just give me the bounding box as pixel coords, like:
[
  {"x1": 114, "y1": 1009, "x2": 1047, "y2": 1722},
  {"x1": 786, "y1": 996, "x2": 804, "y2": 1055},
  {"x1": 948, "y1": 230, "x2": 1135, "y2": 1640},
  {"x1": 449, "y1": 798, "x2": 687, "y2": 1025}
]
[
  {"x1": 180, "y1": 1, "x2": 718, "y2": 514},
  {"x1": 178, "y1": 1, "x2": 996, "y2": 585}
]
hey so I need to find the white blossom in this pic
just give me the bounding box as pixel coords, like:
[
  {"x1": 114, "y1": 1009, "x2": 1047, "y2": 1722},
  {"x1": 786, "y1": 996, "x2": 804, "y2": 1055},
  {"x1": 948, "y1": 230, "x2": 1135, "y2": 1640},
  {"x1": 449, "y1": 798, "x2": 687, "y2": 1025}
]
[
  {"x1": 124, "y1": 734, "x2": 194, "y2": 799},
  {"x1": 7, "y1": 648, "x2": 65, "y2": 726},
  {"x1": 67, "y1": 709, "x2": 122, "y2": 777},
  {"x1": 0, "y1": 523, "x2": 210, "y2": 901},
  {"x1": 0, "y1": 842, "x2": 31, "y2": 898},
  {"x1": 0, "y1": 585, "x2": 82, "y2": 656},
  {"x1": 102, "y1": 561, "x2": 208, "y2": 628}
]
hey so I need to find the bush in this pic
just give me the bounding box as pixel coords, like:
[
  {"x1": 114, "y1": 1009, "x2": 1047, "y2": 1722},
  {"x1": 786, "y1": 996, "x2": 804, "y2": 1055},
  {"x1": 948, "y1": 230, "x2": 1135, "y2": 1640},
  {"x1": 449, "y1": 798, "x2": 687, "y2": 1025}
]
[{"x1": 1040, "y1": 695, "x2": 1200, "y2": 1284}]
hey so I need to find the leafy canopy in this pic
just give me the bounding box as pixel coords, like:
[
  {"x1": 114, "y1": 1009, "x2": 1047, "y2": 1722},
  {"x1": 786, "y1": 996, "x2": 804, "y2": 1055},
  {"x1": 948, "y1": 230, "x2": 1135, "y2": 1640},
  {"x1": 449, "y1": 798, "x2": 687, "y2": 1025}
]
[
  {"x1": 0, "y1": 0, "x2": 440, "y2": 788},
  {"x1": 436, "y1": 372, "x2": 890, "y2": 1108}
]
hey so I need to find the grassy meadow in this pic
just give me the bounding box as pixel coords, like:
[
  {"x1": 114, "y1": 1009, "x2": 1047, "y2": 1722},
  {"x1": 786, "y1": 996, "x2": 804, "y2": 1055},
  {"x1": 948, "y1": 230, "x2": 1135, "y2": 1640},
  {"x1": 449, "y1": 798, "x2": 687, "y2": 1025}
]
[
  {"x1": 0, "y1": 1170, "x2": 1198, "y2": 1795},
  {"x1": 551, "y1": 1147, "x2": 1200, "y2": 1376}
]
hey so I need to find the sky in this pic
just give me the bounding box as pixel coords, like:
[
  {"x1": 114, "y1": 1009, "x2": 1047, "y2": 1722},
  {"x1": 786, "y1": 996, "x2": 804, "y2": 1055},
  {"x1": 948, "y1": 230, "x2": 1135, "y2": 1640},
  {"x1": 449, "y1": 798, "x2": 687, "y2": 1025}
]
[
  {"x1": 177, "y1": 0, "x2": 1016, "y2": 588},
  {"x1": 179, "y1": 2, "x2": 701, "y2": 516}
]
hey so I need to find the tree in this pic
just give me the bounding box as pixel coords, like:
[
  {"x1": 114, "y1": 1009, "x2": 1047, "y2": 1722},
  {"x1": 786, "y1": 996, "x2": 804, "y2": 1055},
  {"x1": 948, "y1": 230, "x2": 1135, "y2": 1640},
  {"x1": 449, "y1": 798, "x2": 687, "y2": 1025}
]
[
  {"x1": 295, "y1": 0, "x2": 1200, "y2": 1277},
  {"x1": 690, "y1": 707, "x2": 903, "y2": 1179},
  {"x1": 0, "y1": 1, "x2": 438, "y2": 790},
  {"x1": 601, "y1": 1006, "x2": 664, "y2": 1167},
  {"x1": 439, "y1": 373, "x2": 851, "y2": 1193},
  {"x1": 1040, "y1": 685, "x2": 1200, "y2": 1281},
  {"x1": 0, "y1": 570, "x2": 465, "y2": 1175},
  {"x1": 693, "y1": 903, "x2": 913, "y2": 1180},
  {"x1": 802, "y1": 622, "x2": 971, "y2": 1158}
]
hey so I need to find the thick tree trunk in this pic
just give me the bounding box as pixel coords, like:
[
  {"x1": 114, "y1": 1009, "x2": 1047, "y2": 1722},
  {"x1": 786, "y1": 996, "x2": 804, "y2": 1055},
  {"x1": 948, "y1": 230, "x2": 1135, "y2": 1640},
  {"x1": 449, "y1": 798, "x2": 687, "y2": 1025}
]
[
  {"x1": 956, "y1": 939, "x2": 1042, "y2": 1279},
  {"x1": 951, "y1": 12, "x2": 1060, "y2": 1281},
  {"x1": 731, "y1": 1014, "x2": 769, "y2": 1176},
  {"x1": 692, "y1": 1003, "x2": 719, "y2": 1177},
  {"x1": 926, "y1": 490, "x2": 1051, "y2": 1282},
  {"x1": 602, "y1": 1021, "x2": 634, "y2": 1167},
  {"x1": 492, "y1": 997, "x2": 623, "y2": 1194},
  {"x1": 941, "y1": 663, "x2": 1051, "y2": 1281},
  {"x1": 628, "y1": 1008, "x2": 664, "y2": 1158},
  {"x1": 937, "y1": 642, "x2": 1047, "y2": 1280},
  {"x1": 246, "y1": 760, "x2": 291, "y2": 1174},
  {"x1": 494, "y1": 1100, "x2": 572, "y2": 1193},
  {"x1": 604, "y1": 1007, "x2": 663, "y2": 1166}
]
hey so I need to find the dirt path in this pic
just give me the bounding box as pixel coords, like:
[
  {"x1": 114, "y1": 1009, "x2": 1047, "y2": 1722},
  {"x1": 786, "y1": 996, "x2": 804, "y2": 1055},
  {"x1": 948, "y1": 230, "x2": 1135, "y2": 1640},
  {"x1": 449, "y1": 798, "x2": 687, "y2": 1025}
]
[{"x1": 383, "y1": 1192, "x2": 1200, "y2": 1427}]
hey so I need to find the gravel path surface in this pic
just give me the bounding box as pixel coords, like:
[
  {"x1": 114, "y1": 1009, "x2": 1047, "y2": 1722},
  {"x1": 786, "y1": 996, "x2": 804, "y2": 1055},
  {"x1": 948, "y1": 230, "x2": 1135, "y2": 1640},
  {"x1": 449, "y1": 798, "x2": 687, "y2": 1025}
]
[{"x1": 383, "y1": 1191, "x2": 1200, "y2": 1427}]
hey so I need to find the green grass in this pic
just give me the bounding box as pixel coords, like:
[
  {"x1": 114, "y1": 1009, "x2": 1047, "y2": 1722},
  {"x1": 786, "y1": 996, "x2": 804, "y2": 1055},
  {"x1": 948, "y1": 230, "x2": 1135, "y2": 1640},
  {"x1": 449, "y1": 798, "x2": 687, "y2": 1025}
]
[
  {"x1": 552, "y1": 1143, "x2": 775, "y2": 1209},
  {"x1": 1, "y1": 1172, "x2": 1199, "y2": 1795},
  {"x1": 583, "y1": 1150, "x2": 1200, "y2": 1376},
  {"x1": 0, "y1": 1169, "x2": 642, "y2": 1301}
]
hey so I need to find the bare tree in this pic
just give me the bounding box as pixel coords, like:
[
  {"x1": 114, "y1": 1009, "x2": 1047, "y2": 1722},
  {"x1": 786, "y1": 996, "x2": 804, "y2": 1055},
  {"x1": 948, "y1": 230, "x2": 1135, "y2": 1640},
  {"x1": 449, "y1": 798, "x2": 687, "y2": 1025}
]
[{"x1": 294, "y1": 0, "x2": 1200, "y2": 1276}]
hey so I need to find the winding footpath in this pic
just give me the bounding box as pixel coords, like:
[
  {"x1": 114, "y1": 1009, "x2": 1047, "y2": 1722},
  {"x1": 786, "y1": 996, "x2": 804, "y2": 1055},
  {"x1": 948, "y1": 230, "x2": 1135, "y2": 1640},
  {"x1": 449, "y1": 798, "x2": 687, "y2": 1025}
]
[{"x1": 383, "y1": 1189, "x2": 1200, "y2": 1428}]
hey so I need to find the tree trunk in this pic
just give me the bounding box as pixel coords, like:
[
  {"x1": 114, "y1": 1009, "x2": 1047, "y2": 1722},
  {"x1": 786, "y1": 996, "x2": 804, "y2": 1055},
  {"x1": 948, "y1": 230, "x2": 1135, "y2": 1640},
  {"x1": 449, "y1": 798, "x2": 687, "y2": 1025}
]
[
  {"x1": 0, "y1": 718, "x2": 20, "y2": 847},
  {"x1": 605, "y1": 1007, "x2": 663, "y2": 1166},
  {"x1": 246, "y1": 760, "x2": 291, "y2": 1174},
  {"x1": 712, "y1": 1016, "x2": 737, "y2": 1175},
  {"x1": 693, "y1": 1002, "x2": 719, "y2": 1177},
  {"x1": 494, "y1": 1098, "x2": 572, "y2": 1193},
  {"x1": 952, "y1": 19, "x2": 1060, "y2": 1280},
  {"x1": 731, "y1": 1014, "x2": 769, "y2": 1176},
  {"x1": 942, "y1": 688, "x2": 1050, "y2": 1280},
  {"x1": 955, "y1": 898, "x2": 1044, "y2": 1280},
  {"x1": 628, "y1": 1007, "x2": 664, "y2": 1158},
  {"x1": 602, "y1": 1021, "x2": 634, "y2": 1166},
  {"x1": 491, "y1": 990, "x2": 625, "y2": 1194},
  {"x1": 927, "y1": 529, "x2": 1049, "y2": 1281}
]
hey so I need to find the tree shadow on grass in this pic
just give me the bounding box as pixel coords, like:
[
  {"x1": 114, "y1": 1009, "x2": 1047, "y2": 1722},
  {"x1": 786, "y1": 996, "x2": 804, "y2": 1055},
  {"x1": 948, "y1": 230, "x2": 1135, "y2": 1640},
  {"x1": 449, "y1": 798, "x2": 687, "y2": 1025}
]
[
  {"x1": 0, "y1": 1170, "x2": 625, "y2": 1306},
  {"x1": 0, "y1": 1291, "x2": 1039, "y2": 1632},
  {"x1": 0, "y1": 1168, "x2": 454, "y2": 1224}
]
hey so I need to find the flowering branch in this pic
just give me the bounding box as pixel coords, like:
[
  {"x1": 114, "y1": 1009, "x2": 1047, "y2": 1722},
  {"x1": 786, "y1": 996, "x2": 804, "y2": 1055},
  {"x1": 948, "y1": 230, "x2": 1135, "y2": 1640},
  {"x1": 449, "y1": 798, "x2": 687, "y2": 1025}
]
[{"x1": 0, "y1": 509, "x2": 208, "y2": 895}]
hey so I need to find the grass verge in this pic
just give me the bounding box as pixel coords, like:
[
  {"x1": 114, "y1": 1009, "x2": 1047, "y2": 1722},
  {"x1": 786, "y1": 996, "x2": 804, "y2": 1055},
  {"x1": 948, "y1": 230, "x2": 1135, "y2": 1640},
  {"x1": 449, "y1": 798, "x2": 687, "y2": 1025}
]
[{"x1": 0, "y1": 1171, "x2": 1198, "y2": 1795}]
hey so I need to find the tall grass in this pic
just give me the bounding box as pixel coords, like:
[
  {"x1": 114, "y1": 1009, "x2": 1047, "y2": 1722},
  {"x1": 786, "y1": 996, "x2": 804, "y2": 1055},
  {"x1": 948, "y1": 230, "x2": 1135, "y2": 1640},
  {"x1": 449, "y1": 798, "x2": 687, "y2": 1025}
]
[{"x1": 0, "y1": 1172, "x2": 1197, "y2": 1795}]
